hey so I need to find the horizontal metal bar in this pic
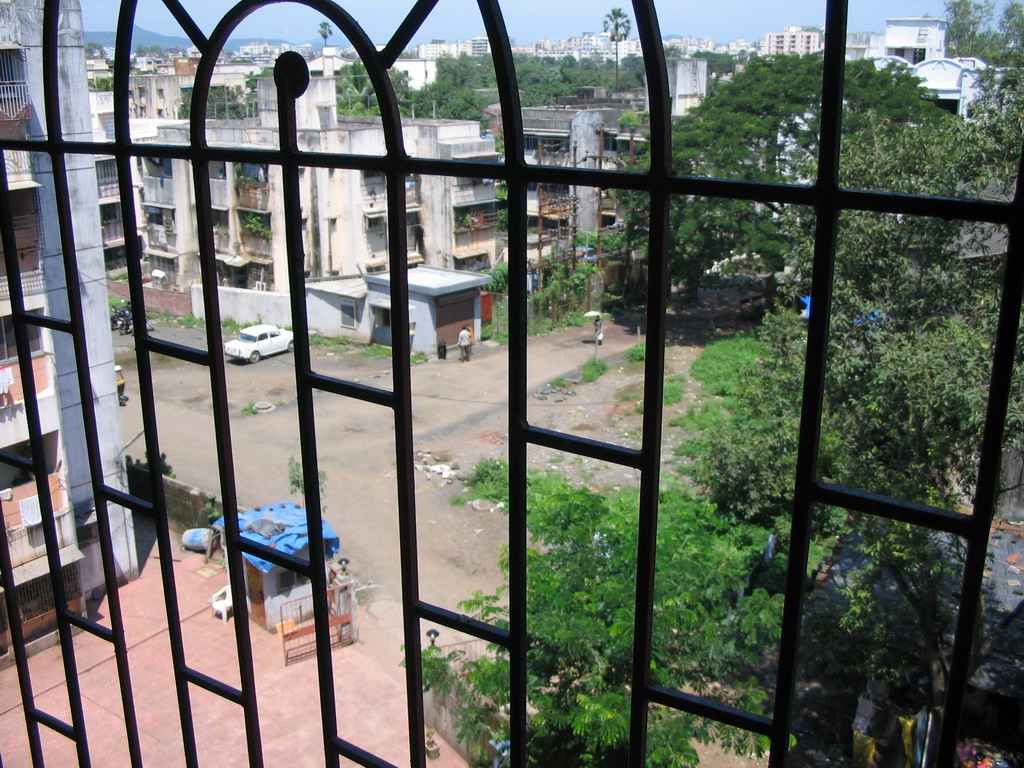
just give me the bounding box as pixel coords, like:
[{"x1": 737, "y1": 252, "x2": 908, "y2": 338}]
[
  {"x1": 5, "y1": 134, "x2": 1015, "y2": 226},
  {"x1": 61, "y1": 610, "x2": 115, "y2": 642},
  {"x1": 307, "y1": 371, "x2": 395, "y2": 408},
  {"x1": 0, "y1": 447, "x2": 33, "y2": 472},
  {"x1": 812, "y1": 481, "x2": 972, "y2": 535},
  {"x1": 100, "y1": 485, "x2": 155, "y2": 515},
  {"x1": 415, "y1": 600, "x2": 511, "y2": 648},
  {"x1": 143, "y1": 337, "x2": 211, "y2": 367},
  {"x1": 329, "y1": 735, "x2": 399, "y2": 768},
  {"x1": 235, "y1": 537, "x2": 312, "y2": 574},
  {"x1": 525, "y1": 424, "x2": 643, "y2": 469},
  {"x1": 183, "y1": 666, "x2": 245, "y2": 705},
  {"x1": 21, "y1": 312, "x2": 73, "y2": 336},
  {"x1": 31, "y1": 708, "x2": 77, "y2": 740},
  {"x1": 647, "y1": 684, "x2": 773, "y2": 736}
]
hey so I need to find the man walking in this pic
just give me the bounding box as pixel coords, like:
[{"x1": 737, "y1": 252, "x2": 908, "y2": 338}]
[{"x1": 458, "y1": 324, "x2": 472, "y2": 362}]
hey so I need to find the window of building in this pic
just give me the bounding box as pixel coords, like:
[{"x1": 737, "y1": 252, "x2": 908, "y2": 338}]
[
  {"x1": 0, "y1": 311, "x2": 42, "y2": 361},
  {"x1": 340, "y1": 298, "x2": 359, "y2": 329},
  {"x1": 373, "y1": 306, "x2": 390, "y2": 327}
]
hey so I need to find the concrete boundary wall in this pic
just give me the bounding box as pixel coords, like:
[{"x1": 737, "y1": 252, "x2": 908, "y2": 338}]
[
  {"x1": 107, "y1": 280, "x2": 193, "y2": 316},
  {"x1": 190, "y1": 284, "x2": 294, "y2": 329}
]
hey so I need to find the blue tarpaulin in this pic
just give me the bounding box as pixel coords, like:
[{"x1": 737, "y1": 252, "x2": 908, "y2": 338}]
[{"x1": 213, "y1": 501, "x2": 339, "y2": 573}]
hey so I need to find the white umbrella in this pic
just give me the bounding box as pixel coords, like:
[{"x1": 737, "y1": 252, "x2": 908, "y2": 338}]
[{"x1": 583, "y1": 311, "x2": 602, "y2": 318}]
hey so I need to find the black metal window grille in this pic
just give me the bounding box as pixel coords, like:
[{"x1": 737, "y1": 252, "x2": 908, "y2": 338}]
[{"x1": 0, "y1": 1, "x2": 1019, "y2": 767}]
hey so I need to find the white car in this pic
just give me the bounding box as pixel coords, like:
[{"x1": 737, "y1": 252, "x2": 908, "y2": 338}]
[{"x1": 224, "y1": 324, "x2": 294, "y2": 363}]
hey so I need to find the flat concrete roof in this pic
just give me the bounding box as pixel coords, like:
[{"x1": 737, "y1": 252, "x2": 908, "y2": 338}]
[{"x1": 363, "y1": 266, "x2": 489, "y2": 297}]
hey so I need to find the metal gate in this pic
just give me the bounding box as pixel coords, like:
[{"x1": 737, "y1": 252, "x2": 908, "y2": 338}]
[{"x1": 278, "y1": 583, "x2": 357, "y2": 666}]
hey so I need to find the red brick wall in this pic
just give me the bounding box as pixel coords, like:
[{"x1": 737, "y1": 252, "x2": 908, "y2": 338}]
[{"x1": 106, "y1": 280, "x2": 192, "y2": 316}]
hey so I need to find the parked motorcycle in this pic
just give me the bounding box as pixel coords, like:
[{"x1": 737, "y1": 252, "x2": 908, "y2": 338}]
[{"x1": 110, "y1": 304, "x2": 132, "y2": 332}]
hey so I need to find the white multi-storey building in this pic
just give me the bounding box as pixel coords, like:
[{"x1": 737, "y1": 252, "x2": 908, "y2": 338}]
[
  {"x1": 884, "y1": 17, "x2": 947, "y2": 63},
  {"x1": 135, "y1": 76, "x2": 499, "y2": 291},
  {"x1": 761, "y1": 26, "x2": 824, "y2": 56},
  {"x1": 0, "y1": 0, "x2": 136, "y2": 655}
]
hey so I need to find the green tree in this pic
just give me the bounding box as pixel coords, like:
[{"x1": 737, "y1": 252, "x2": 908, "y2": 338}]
[
  {"x1": 945, "y1": 0, "x2": 996, "y2": 58},
  {"x1": 433, "y1": 470, "x2": 782, "y2": 767},
  {"x1": 319, "y1": 21, "x2": 332, "y2": 47},
  {"x1": 85, "y1": 41, "x2": 106, "y2": 59},
  {"x1": 603, "y1": 7, "x2": 631, "y2": 93}
]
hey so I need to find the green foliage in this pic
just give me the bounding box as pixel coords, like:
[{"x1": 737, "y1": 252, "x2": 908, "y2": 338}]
[
  {"x1": 433, "y1": 478, "x2": 781, "y2": 766},
  {"x1": 481, "y1": 261, "x2": 508, "y2": 293},
  {"x1": 307, "y1": 333, "x2": 350, "y2": 348},
  {"x1": 177, "y1": 313, "x2": 204, "y2": 328},
  {"x1": 179, "y1": 85, "x2": 254, "y2": 120},
  {"x1": 623, "y1": 341, "x2": 645, "y2": 363},
  {"x1": 549, "y1": 376, "x2": 568, "y2": 387},
  {"x1": 239, "y1": 211, "x2": 272, "y2": 240},
  {"x1": 668, "y1": 401, "x2": 727, "y2": 432},
  {"x1": 241, "y1": 402, "x2": 258, "y2": 417},
  {"x1": 581, "y1": 357, "x2": 608, "y2": 383},
  {"x1": 287, "y1": 456, "x2": 327, "y2": 508},
  {"x1": 360, "y1": 343, "x2": 392, "y2": 359},
  {"x1": 126, "y1": 452, "x2": 175, "y2": 479},
  {"x1": 688, "y1": 334, "x2": 765, "y2": 399},
  {"x1": 662, "y1": 375, "x2": 685, "y2": 405},
  {"x1": 460, "y1": 458, "x2": 510, "y2": 505}
]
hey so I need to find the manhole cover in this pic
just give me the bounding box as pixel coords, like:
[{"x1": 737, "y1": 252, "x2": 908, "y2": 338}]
[{"x1": 254, "y1": 401, "x2": 274, "y2": 411}]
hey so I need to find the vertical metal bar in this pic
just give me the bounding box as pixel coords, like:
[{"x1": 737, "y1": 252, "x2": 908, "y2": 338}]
[
  {"x1": 274, "y1": 52, "x2": 340, "y2": 768},
  {"x1": 0, "y1": 157, "x2": 45, "y2": 768},
  {"x1": 110, "y1": 1, "x2": 201, "y2": 761},
  {"x1": 626, "y1": 1, "x2": 671, "y2": 760},
  {"x1": 770, "y1": 0, "x2": 849, "y2": 762},
  {"x1": 476, "y1": 2, "x2": 526, "y2": 763},
  {"x1": 937, "y1": 225, "x2": 1024, "y2": 756}
]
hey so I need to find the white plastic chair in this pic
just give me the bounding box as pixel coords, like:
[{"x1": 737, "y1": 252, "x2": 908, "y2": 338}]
[{"x1": 210, "y1": 584, "x2": 232, "y2": 623}]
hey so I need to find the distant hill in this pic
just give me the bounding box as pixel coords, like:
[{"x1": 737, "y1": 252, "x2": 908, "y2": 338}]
[{"x1": 84, "y1": 26, "x2": 294, "y2": 53}]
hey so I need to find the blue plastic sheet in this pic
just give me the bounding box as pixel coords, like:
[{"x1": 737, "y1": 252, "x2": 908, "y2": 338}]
[{"x1": 214, "y1": 501, "x2": 340, "y2": 573}]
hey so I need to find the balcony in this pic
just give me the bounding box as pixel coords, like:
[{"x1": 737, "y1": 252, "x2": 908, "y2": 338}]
[
  {"x1": 210, "y1": 177, "x2": 229, "y2": 208},
  {"x1": 146, "y1": 224, "x2": 171, "y2": 251},
  {"x1": 0, "y1": 82, "x2": 31, "y2": 138},
  {"x1": 213, "y1": 227, "x2": 232, "y2": 254},
  {"x1": 0, "y1": 356, "x2": 59, "y2": 445},
  {"x1": 0, "y1": 213, "x2": 43, "y2": 270},
  {"x1": 0, "y1": 268, "x2": 45, "y2": 301},
  {"x1": 236, "y1": 184, "x2": 269, "y2": 211},
  {"x1": 142, "y1": 175, "x2": 175, "y2": 206},
  {"x1": 452, "y1": 182, "x2": 495, "y2": 207},
  {"x1": 4, "y1": 149, "x2": 33, "y2": 185},
  {"x1": 2, "y1": 476, "x2": 71, "y2": 570},
  {"x1": 96, "y1": 178, "x2": 120, "y2": 201},
  {"x1": 101, "y1": 219, "x2": 125, "y2": 245},
  {"x1": 239, "y1": 233, "x2": 272, "y2": 260},
  {"x1": 453, "y1": 210, "x2": 498, "y2": 232}
]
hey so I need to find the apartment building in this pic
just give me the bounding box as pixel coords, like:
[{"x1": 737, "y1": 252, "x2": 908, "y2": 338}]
[
  {"x1": 761, "y1": 26, "x2": 824, "y2": 56},
  {"x1": 135, "y1": 76, "x2": 498, "y2": 291},
  {"x1": 0, "y1": 0, "x2": 136, "y2": 654},
  {"x1": 522, "y1": 105, "x2": 633, "y2": 238},
  {"x1": 885, "y1": 16, "x2": 946, "y2": 63}
]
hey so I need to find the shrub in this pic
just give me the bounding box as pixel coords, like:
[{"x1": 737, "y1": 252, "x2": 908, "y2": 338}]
[
  {"x1": 462, "y1": 458, "x2": 509, "y2": 505},
  {"x1": 662, "y1": 376, "x2": 685, "y2": 405},
  {"x1": 624, "y1": 342, "x2": 645, "y2": 363},
  {"x1": 549, "y1": 376, "x2": 568, "y2": 387},
  {"x1": 581, "y1": 357, "x2": 608, "y2": 383}
]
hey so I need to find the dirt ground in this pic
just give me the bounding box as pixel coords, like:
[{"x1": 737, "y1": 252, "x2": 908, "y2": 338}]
[{"x1": 112, "y1": 294, "x2": 759, "y2": 744}]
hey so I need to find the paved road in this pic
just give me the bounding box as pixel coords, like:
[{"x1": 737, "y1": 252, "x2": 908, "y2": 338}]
[{"x1": 113, "y1": 316, "x2": 645, "y2": 639}]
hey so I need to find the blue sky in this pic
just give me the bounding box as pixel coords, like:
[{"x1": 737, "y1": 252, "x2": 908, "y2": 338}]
[{"x1": 82, "y1": 0, "x2": 954, "y2": 47}]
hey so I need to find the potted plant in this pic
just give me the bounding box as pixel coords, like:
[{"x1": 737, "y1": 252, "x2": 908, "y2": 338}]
[{"x1": 424, "y1": 728, "x2": 440, "y2": 760}]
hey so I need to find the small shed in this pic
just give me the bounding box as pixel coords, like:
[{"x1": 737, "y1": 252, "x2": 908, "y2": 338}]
[
  {"x1": 363, "y1": 266, "x2": 490, "y2": 353},
  {"x1": 214, "y1": 502, "x2": 340, "y2": 632}
]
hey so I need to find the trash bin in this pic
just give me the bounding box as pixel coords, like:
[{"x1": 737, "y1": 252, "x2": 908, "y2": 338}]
[{"x1": 437, "y1": 340, "x2": 447, "y2": 360}]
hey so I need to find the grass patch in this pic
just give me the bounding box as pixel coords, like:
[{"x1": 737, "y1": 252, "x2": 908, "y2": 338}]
[
  {"x1": 411, "y1": 351, "x2": 429, "y2": 365},
  {"x1": 177, "y1": 313, "x2": 204, "y2": 328},
  {"x1": 549, "y1": 376, "x2": 568, "y2": 388},
  {"x1": 361, "y1": 344, "x2": 393, "y2": 359},
  {"x1": 668, "y1": 401, "x2": 728, "y2": 431},
  {"x1": 460, "y1": 458, "x2": 509, "y2": 505},
  {"x1": 221, "y1": 317, "x2": 244, "y2": 336},
  {"x1": 623, "y1": 341, "x2": 645, "y2": 363},
  {"x1": 240, "y1": 402, "x2": 258, "y2": 417},
  {"x1": 662, "y1": 376, "x2": 685, "y2": 406},
  {"x1": 689, "y1": 334, "x2": 765, "y2": 398},
  {"x1": 308, "y1": 333, "x2": 351, "y2": 348},
  {"x1": 581, "y1": 357, "x2": 608, "y2": 383}
]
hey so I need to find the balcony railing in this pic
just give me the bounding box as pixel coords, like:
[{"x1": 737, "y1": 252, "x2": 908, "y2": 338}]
[
  {"x1": 146, "y1": 224, "x2": 170, "y2": 250},
  {"x1": 0, "y1": 214, "x2": 42, "y2": 264},
  {"x1": 0, "y1": 267, "x2": 45, "y2": 300},
  {"x1": 213, "y1": 228, "x2": 232, "y2": 254},
  {"x1": 0, "y1": 82, "x2": 31, "y2": 122},
  {"x1": 454, "y1": 210, "x2": 498, "y2": 231},
  {"x1": 239, "y1": 233, "x2": 272, "y2": 259},
  {"x1": 236, "y1": 184, "x2": 269, "y2": 210},
  {"x1": 3, "y1": 149, "x2": 33, "y2": 182},
  {"x1": 101, "y1": 219, "x2": 125, "y2": 244},
  {"x1": 210, "y1": 177, "x2": 229, "y2": 208},
  {"x1": 142, "y1": 175, "x2": 174, "y2": 206},
  {"x1": 96, "y1": 179, "x2": 120, "y2": 200}
]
